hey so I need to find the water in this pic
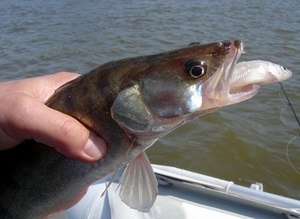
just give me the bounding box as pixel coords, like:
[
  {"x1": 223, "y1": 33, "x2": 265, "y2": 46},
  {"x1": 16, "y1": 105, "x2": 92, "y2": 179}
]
[{"x1": 1, "y1": 0, "x2": 299, "y2": 199}]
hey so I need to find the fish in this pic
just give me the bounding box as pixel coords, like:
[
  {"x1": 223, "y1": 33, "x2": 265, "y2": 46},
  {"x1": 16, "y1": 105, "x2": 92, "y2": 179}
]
[{"x1": 0, "y1": 40, "x2": 292, "y2": 218}]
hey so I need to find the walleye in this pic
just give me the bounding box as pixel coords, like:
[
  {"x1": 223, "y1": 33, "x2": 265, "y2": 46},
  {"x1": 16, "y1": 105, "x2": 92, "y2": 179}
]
[{"x1": 0, "y1": 40, "x2": 292, "y2": 218}]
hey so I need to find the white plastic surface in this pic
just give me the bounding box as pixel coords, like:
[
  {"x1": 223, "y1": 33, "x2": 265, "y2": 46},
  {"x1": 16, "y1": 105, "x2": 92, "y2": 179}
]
[{"x1": 63, "y1": 165, "x2": 300, "y2": 219}]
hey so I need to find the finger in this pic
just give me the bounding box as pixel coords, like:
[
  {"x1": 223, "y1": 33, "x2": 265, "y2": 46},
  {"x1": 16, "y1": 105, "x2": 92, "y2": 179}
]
[
  {"x1": 30, "y1": 102, "x2": 107, "y2": 161},
  {"x1": 2, "y1": 95, "x2": 107, "y2": 161}
]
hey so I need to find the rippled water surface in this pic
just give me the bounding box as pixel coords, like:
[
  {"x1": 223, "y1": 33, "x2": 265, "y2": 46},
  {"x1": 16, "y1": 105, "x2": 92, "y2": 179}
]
[{"x1": 1, "y1": 0, "x2": 299, "y2": 199}]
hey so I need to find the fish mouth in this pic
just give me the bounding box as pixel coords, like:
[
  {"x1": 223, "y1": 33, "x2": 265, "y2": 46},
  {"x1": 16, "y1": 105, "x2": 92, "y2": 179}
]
[
  {"x1": 227, "y1": 41, "x2": 260, "y2": 102},
  {"x1": 228, "y1": 60, "x2": 292, "y2": 102},
  {"x1": 227, "y1": 54, "x2": 260, "y2": 103},
  {"x1": 200, "y1": 40, "x2": 246, "y2": 110},
  {"x1": 224, "y1": 41, "x2": 261, "y2": 103},
  {"x1": 199, "y1": 40, "x2": 289, "y2": 111}
]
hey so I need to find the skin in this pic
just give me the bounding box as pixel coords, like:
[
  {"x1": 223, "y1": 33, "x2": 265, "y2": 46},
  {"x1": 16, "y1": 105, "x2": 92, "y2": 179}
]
[{"x1": 0, "y1": 72, "x2": 107, "y2": 162}]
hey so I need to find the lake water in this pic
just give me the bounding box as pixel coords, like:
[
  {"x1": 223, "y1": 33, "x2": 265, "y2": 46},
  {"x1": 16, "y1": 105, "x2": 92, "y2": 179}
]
[{"x1": 1, "y1": 0, "x2": 299, "y2": 200}]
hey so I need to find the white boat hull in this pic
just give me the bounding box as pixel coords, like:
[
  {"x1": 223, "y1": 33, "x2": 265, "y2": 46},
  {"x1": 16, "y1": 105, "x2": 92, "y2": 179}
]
[{"x1": 61, "y1": 165, "x2": 300, "y2": 219}]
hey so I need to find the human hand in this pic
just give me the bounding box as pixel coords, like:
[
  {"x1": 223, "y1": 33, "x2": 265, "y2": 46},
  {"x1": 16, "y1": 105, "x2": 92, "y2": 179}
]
[{"x1": 0, "y1": 72, "x2": 107, "y2": 161}]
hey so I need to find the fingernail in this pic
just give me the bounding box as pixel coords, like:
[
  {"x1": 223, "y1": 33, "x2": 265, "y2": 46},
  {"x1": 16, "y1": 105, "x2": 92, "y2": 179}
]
[{"x1": 83, "y1": 133, "x2": 106, "y2": 160}]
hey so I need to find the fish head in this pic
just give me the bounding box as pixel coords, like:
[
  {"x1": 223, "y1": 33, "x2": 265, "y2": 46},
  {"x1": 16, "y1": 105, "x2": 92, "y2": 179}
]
[
  {"x1": 141, "y1": 40, "x2": 243, "y2": 119},
  {"x1": 111, "y1": 40, "x2": 292, "y2": 140}
]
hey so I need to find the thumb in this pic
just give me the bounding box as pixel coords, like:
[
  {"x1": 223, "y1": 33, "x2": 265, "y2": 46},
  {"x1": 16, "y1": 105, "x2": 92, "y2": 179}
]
[{"x1": 32, "y1": 103, "x2": 107, "y2": 161}]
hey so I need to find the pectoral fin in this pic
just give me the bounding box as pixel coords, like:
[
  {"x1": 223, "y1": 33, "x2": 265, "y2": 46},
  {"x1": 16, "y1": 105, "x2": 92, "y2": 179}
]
[{"x1": 119, "y1": 151, "x2": 158, "y2": 212}]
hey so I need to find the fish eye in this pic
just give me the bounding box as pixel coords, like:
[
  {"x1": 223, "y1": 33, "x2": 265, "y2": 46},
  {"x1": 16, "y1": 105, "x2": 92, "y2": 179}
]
[
  {"x1": 281, "y1": 66, "x2": 287, "y2": 71},
  {"x1": 184, "y1": 59, "x2": 207, "y2": 79}
]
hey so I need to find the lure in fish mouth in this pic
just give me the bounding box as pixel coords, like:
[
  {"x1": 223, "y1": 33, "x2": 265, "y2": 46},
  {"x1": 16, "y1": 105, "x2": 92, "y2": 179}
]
[
  {"x1": 200, "y1": 41, "x2": 292, "y2": 111},
  {"x1": 0, "y1": 40, "x2": 292, "y2": 218},
  {"x1": 229, "y1": 60, "x2": 292, "y2": 99}
]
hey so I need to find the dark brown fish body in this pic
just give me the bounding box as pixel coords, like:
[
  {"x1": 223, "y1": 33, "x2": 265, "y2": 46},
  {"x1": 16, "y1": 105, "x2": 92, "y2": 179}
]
[
  {"x1": 0, "y1": 56, "x2": 145, "y2": 218},
  {"x1": 0, "y1": 40, "x2": 291, "y2": 218}
]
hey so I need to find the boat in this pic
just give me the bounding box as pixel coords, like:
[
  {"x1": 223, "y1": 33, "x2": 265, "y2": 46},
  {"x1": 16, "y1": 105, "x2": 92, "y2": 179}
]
[{"x1": 62, "y1": 164, "x2": 300, "y2": 219}]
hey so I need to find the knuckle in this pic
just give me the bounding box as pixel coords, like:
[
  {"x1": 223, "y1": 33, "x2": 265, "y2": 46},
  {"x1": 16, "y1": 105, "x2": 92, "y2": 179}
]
[
  {"x1": 60, "y1": 119, "x2": 78, "y2": 138},
  {"x1": 60, "y1": 118, "x2": 86, "y2": 143}
]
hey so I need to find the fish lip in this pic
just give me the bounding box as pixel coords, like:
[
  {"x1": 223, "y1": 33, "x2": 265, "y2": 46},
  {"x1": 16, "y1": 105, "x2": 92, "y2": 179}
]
[
  {"x1": 227, "y1": 42, "x2": 261, "y2": 102},
  {"x1": 221, "y1": 40, "x2": 244, "y2": 94},
  {"x1": 221, "y1": 40, "x2": 244, "y2": 84},
  {"x1": 227, "y1": 40, "x2": 243, "y2": 78}
]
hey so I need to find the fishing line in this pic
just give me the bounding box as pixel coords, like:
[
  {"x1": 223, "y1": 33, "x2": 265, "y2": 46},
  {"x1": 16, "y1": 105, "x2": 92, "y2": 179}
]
[
  {"x1": 279, "y1": 82, "x2": 300, "y2": 127},
  {"x1": 279, "y1": 82, "x2": 300, "y2": 175},
  {"x1": 285, "y1": 136, "x2": 300, "y2": 175}
]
